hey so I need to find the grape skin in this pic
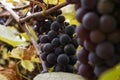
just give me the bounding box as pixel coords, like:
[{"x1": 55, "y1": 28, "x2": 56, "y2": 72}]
[
  {"x1": 59, "y1": 34, "x2": 71, "y2": 45},
  {"x1": 64, "y1": 44, "x2": 76, "y2": 55},
  {"x1": 57, "y1": 54, "x2": 69, "y2": 65},
  {"x1": 99, "y1": 15, "x2": 117, "y2": 33},
  {"x1": 47, "y1": 53, "x2": 57, "y2": 65},
  {"x1": 82, "y1": 12, "x2": 99, "y2": 30},
  {"x1": 96, "y1": 42, "x2": 115, "y2": 59}
]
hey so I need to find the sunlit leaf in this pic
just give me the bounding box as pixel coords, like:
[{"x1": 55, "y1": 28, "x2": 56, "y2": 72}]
[
  {"x1": 34, "y1": 72, "x2": 86, "y2": 80},
  {"x1": 99, "y1": 64, "x2": 120, "y2": 80},
  {"x1": 9, "y1": 47, "x2": 25, "y2": 59},
  {"x1": 21, "y1": 60, "x2": 34, "y2": 72},
  {"x1": 0, "y1": 25, "x2": 29, "y2": 47},
  {"x1": 31, "y1": 55, "x2": 40, "y2": 63},
  {"x1": 62, "y1": 5, "x2": 79, "y2": 25}
]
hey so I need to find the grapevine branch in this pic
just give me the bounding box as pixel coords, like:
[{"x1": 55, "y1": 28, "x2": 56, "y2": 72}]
[{"x1": 0, "y1": 1, "x2": 69, "y2": 72}]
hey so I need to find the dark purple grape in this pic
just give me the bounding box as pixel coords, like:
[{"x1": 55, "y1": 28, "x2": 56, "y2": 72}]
[
  {"x1": 83, "y1": 40, "x2": 96, "y2": 52},
  {"x1": 47, "y1": 53, "x2": 57, "y2": 64},
  {"x1": 47, "y1": 30, "x2": 58, "y2": 40},
  {"x1": 50, "y1": 21, "x2": 60, "y2": 31},
  {"x1": 64, "y1": 44, "x2": 76, "y2": 55},
  {"x1": 41, "y1": 52, "x2": 48, "y2": 61},
  {"x1": 65, "y1": 25, "x2": 75, "y2": 37},
  {"x1": 77, "y1": 48, "x2": 89, "y2": 64},
  {"x1": 82, "y1": 12, "x2": 99, "y2": 30},
  {"x1": 75, "y1": 24, "x2": 89, "y2": 41},
  {"x1": 65, "y1": 65, "x2": 74, "y2": 73},
  {"x1": 39, "y1": 35, "x2": 49, "y2": 43},
  {"x1": 71, "y1": 38, "x2": 79, "y2": 48},
  {"x1": 99, "y1": 15, "x2": 117, "y2": 33},
  {"x1": 43, "y1": 43, "x2": 53, "y2": 53},
  {"x1": 97, "y1": 0, "x2": 114, "y2": 14},
  {"x1": 81, "y1": 0, "x2": 98, "y2": 10},
  {"x1": 90, "y1": 30, "x2": 106, "y2": 43},
  {"x1": 108, "y1": 30, "x2": 120, "y2": 44},
  {"x1": 69, "y1": 56, "x2": 77, "y2": 65},
  {"x1": 57, "y1": 54, "x2": 69, "y2": 65},
  {"x1": 51, "y1": 38, "x2": 60, "y2": 47},
  {"x1": 56, "y1": 15, "x2": 65, "y2": 23},
  {"x1": 76, "y1": 7, "x2": 87, "y2": 22},
  {"x1": 88, "y1": 52, "x2": 103, "y2": 65},
  {"x1": 54, "y1": 65, "x2": 65, "y2": 72},
  {"x1": 59, "y1": 34, "x2": 71, "y2": 45},
  {"x1": 78, "y1": 64, "x2": 94, "y2": 79},
  {"x1": 55, "y1": 47, "x2": 64, "y2": 56},
  {"x1": 66, "y1": 0, "x2": 80, "y2": 4},
  {"x1": 96, "y1": 42, "x2": 115, "y2": 59}
]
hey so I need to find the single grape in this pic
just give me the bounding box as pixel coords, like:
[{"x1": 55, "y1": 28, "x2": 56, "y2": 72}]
[
  {"x1": 78, "y1": 64, "x2": 94, "y2": 79},
  {"x1": 76, "y1": 7, "x2": 87, "y2": 22},
  {"x1": 71, "y1": 38, "x2": 79, "y2": 48},
  {"x1": 57, "y1": 54, "x2": 69, "y2": 65},
  {"x1": 39, "y1": 35, "x2": 50, "y2": 43},
  {"x1": 82, "y1": 12, "x2": 99, "y2": 30},
  {"x1": 50, "y1": 21, "x2": 60, "y2": 31},
  {"x1": 108, "y1": 30, "x2": 120, "y2": 44},
  {"x1": 75, "y1": 24, "x2": 89, "y2": 41},
  {"x1": 88, "y1": 52, "x2": 103, "y2": 65},
  {"x1": 54, "y1": 47, "x2": 64, "y2": 56},
  {"x1": 51, "y1": 38, "x2": 60, "y2": 47},
  {"x1": 64, "y1": 44, "x2": 76, "y2": 55},
  {"x1": 47, "y1": 30, "x2": 58, "y2": 40},
  {"x1": 47, "y1": 53, "x2": 57, "y2": 65},
  {"x1": 69, "y1": 56, "x2": 77, "y2": 65},
  {"x1": 97, "y1": 0, "x2": 114, "y2": 14},
  {"x1": 65, "y1": 25, "x2": 75, "y2": 37},
  {"x1": 59, "y1": 34, "x2": 71, "y2": 45},
  {"x1": 77, "y1": 48, "x2": 89, "y2": 64},
  {"x1": 99, "y1": 15, "x2": 117, "y2": 33},
  {"x1": 54, "y1": 65, "x2": 65, "y2": 72},
  {"x1": 83, "y1": 40, "x2": 96, "y2": 52},
  {"x1": 96, "y1": 42, "x2": 115, "y2": 59},
  {"x1": 90, "y1": 30, "x2": 106, "y2": 43},
  {"x1": 43, "y1": 43, "x2": 53, "y2": 53},
  {"x1": 41, "y1": 52, "x2": 48, "y2": 61},
  {"x1": 56, "y1": 15, "x2": 65, "y2": 23}
]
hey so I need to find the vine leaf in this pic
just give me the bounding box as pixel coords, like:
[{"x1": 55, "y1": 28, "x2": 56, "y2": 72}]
[
  {"x1": 21, "y1": 60, "x2": 34, "y2": 72},
  {"x1": 0, "y1": 25, "x2": 28, "y2": 47},
  {"x1": 34, "y1": 72, "x2": 86, "y2": 80},
  {"x1": 99, "y1": 64, "x2": 120, "y2": 80}
]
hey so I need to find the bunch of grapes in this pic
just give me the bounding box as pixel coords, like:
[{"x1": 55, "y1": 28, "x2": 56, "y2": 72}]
[
  {"x1": 39, "y1": 15, "x2": 78, "y2": 73},
  {"x1": 66, "y1": 0, "x2": 120, "y2": 79},
  {"x1": 29, "y1": 1, "x2": 62, "y2": 36}
]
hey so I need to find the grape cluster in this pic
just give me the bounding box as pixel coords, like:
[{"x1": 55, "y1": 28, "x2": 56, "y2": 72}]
[
  {"x1": 74, "y1": 0, "x2": 120, "y2": 79},
  {"x1": 39, "y1": 15, "x2": 78, "y2": 73},
  {"x1": 30, "y1": 1, "x2": 62, "y2": 36}
]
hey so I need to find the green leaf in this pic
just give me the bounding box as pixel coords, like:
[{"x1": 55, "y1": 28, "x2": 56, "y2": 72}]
[
  {"x1": 34, "y1": 72, "x2": 86, "y2": 80},
  {"x1": 0, "y1": 25, "x2": 28, "y2": 47},
  {"x1": 99, "y1": 64, "x2": 120, "y2": 80},
  {"x1": 21, "y1": 60, "x2": 34, "y2": 72}
]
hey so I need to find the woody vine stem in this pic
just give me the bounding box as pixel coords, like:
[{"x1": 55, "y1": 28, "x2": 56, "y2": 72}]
[{"x1": 0, "y1": 1, "x2": 69, "y2": 72}]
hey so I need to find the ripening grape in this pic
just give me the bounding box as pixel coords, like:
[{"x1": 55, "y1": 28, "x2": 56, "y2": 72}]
[
  {"x1": 77, "y1": 48, "x2": 89, "y2": 64},
  {"x1": 39, "y1": 35, "x2": 50, "y2": 43},
  {"x1": 82, "y1": 12, "x2": 99, "y2": 30},
  {"x1": 83, "y1": 40, "x2": 96, "y2": 52},
  {"x1": 56, "y1": 15, "x2": 65, "y2": 23},
  {"x1": 43, "y1": 43, "x2": 53, "y2": 53},
  {"x1": 107, "y1": 30, "x2": 120, "y2": 44},
  {"x1": 78, "y1": 64, "x2": 94, "y2": 79},
  {"x1": 47, "y1": 30, "x2": 58, "y2": 40},
  {"x1": 51, "y1": 38, "x2": 60, "y2": 47},
  {"x1": 88, "y1": 52, "x2": 103, "y2": 65},
  {"x1": 54, "y1": 47, "x2": 64, "y2": 56},
  {"x1": 76, "y1": 7, "x2": 88, "y2": 22},
  {"x1": 97, "y1": 0, "x2": 114, "y2": 14},
  {"x1": 99, "y1": 15, "x2": 117, "y2": 33},
  {"x1": 65, "y1": 25, "x2": 75, "y2": 37},
  {"x1": 75, "y1": 24, "x2": 89, "y2": 41},
  {"x1": 90, "y1": 30, "x2": 106, "y2": 43},
  {"x1": 50, "y1": 21, "x2": 60, "y2": 31},
  {"x1": 96, "y1": 42, "x2": 115, "y2": 59}
]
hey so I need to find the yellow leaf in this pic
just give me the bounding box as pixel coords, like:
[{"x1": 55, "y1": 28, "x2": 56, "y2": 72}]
[
  {"x1": 0, "y1": 25, "x2": 29, "y2": 47},
  {"x1": 99, "y1": 64, "x2": 120, "y2": 80},
  {"x1": 21, "y1": 60, "x2": 34, "y2": 72},
  {"x1": 31, "y1": 55, "x2": 40, "y2": 63},
  {"x1": 9, "y1": 47, "x2": 25, "y2": 59}
]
